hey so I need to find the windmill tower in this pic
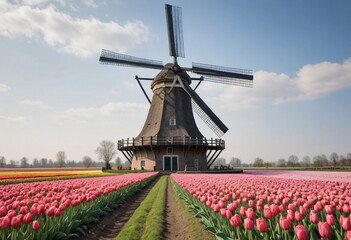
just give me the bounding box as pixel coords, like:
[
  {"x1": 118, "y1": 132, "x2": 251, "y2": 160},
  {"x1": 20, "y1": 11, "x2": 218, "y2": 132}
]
[{"x1": 99, "y1": 4, "x2": 253, "y2": 171}]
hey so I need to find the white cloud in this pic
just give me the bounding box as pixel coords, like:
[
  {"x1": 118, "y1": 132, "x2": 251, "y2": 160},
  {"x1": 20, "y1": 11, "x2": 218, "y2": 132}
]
[
  {"x1": 205, "y1": 58, "x2": 351, "y2": 111},
  {"x1": 0, "y1": 115, "x2": 27, "y2": 122},
  {"x1": 0, "y1": 1, "x2": 149, "y2": 57},
  {"x1": 0, "y1": 83, "x2": 10, "y2": 92},
  {"x1": 61, "y1": 102, "x2": 148, "y2": 119},
  {"x1": 100, "y1": 102, "x2": 148, "y2": 115},
  {"x1": 64, "y1": 107, "x2": 97, "y2": 118},
  {"x1": 19, "y1": 99, "x2": 50, "y2": 109}
]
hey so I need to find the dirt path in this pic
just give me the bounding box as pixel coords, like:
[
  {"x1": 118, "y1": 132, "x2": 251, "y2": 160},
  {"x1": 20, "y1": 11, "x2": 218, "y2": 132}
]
[
  {"x1": 163, "y1": 178, "x2": 191, "y2": 240},
  {"x1": 76, "y1": 176, "x2": 159, "y2": 240}
]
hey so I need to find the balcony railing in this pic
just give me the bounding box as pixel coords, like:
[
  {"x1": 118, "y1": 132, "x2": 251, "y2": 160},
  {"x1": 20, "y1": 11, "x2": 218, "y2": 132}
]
[{"x1": 117, "y1": 136, "x2": 225, "y2": 149}]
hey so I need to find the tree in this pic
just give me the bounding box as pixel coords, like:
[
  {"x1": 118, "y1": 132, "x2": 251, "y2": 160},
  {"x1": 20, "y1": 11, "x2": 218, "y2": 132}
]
[
  {"x1": 115, "y1": 157, "x2": 122, "y2": 168},
  {"x1": 9, "y1": 160, "x2": 16, "y2": 167},
  {"x1": 302, "y1": 156, "x2": 311, "y2": 167},
  {"x1": 229, "y1": 157, "x2": 241, "y2": 167},
  {"x1": 253, "y1": 157, "x2": 264, "y2": 167},
  {"x1": 313, "y1": 155, "x2": 322, "y2": 167},
  {"x1": 40, "y1": 158, "x2": 48, "y2": 167},
  {"x1": 48, "y1": 159, "x2": 54, "y2": 167},
  {"x1": 329, "y1": 152, "x2": 339, "y2": 167},
  {"x1": 21, "y1": 157, "x2": 29, "y2": 167},
  {"x1": 287, "y1": 155, "x2": 299, "y2": 167},
  {"x1": 123, "y1": 160, "x2": 131, "y2": 167},
  {"x1": 0, "y1": 156, "x2": 6, "y2": 167},
  {"x1": 277, "y1": 158, "x2": 287, "y2": 167},
  {"x1": 95, "y1": 140, "x2": 116, "y2": 170},
  {"x1": 33, "y1": 158, "x2": 39, "y2": 167},
  {"x1": 82, "y1": 156, "x2": 93, "y2": 168},
  {"x1": 212, "y1": 158, "x2": 226, "y2": 168},
  {"x1": 56, "y1": 151, "x2": 66, "y2": 168}
]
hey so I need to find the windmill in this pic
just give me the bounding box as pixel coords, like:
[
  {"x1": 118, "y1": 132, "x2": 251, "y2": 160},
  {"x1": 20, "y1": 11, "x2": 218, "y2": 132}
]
[{"x1": 99, "y1": 4, "x2": 253, "y2": 171}]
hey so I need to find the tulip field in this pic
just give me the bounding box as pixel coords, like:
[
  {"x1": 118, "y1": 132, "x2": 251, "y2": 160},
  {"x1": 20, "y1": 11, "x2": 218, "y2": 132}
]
[
  {"x1": 171, "y1": 171, "x2": 351, "y2": 240},
  {"x1": 0, "y1": 172, "x2": 157, "y2": 240}
]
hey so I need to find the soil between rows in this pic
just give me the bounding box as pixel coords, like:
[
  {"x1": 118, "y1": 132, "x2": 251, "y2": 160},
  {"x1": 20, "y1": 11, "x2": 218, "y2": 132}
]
[
  {"x1": 163, "y1": 178, "x2": 191, "y2": 240},
  {"x1": 74, "y1": 175, "x2": 159, "y2": 240}
]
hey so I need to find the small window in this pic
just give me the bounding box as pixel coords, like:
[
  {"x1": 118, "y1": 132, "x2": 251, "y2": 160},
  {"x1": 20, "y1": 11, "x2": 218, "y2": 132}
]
[
  {"x1": 167, "y1": 147, "x2": 173, "y2": 154},
  {"x1": 194, "y1": 159, "x2": 198, "y2": 170},
  {"x1": 141, "y1": 160, "x2": 145, "y2": 167},
  {"x1": 170, "y1": 119, "x2": 176, "y2": 126}
]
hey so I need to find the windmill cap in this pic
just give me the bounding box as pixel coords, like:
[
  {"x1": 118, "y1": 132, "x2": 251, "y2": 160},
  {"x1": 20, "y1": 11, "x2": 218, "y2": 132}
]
[{"x1": 151, "y1": 63, "x2": 191, "y2": 90}]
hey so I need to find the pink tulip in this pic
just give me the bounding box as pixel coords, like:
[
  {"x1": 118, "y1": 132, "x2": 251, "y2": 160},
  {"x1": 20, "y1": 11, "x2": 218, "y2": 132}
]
[
  {"x1": 225, "y1": 209, "x2": 232, "y2": 219},
  {"x1": 295, "y1": 225, "x2": 308, "y2": 240},
  {"x1": 325, "y1": 205, "x2": 334, "y2": 214},
  {"x1": 318, "y1": 222, "x2": 331, "y2": 238},
  {"x1": 309, "y1": 210, "x2": 319, "y2": 223},
  {"x1": 264, "y1": 208, "x2": 273, "y2": 219},
  {"x1": 287, "y1": 210, "x2": 295, "y2": 222},
  {"x1": 256, "y1": 218, "x2": 268, "y2": 233},
  {"x1": 326, "y1": 214, "x2": 335, "y2": 226},
  {"x1": 340, "y1": 216, "x2": 351, "y2": 231},
  {"x1": 295, "y1": 211, "x2": 302, "y2": 222},
  {"x1": 220, "y1": 208, "x2": 226, "y2": 217},
  {"x1": 19, "y1": 206, "x2": 29, "y2": 215},
  {"x1": 244, "y1": 218, "x2": 254, "y2": 230},
  {"x1": 230, "y1": 214, "x2": 241, "y2": 227},
  {"x1": 32, "y1": 220, "x2": 40, "y2": 230},
  {"x1": 280, "y1": 217, "x2": 291, "y2": 230}
]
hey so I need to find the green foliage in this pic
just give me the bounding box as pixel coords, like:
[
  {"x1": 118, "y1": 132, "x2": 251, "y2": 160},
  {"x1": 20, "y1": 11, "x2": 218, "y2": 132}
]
[
  {"x1": 171, "y1": 180, "x2": 215, "y2": 240},
  {"x1": 115, "y1": 176, "x2": 168, "y2": 240}
]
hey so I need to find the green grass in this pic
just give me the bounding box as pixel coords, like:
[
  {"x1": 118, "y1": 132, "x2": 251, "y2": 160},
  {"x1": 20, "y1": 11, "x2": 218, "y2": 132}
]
[
  {"x1": 115, "y1": 176, "x2": 168, "y2": 240},
  {"x1": 171, "y1": 179, "x2": 215, "y2": 240}
]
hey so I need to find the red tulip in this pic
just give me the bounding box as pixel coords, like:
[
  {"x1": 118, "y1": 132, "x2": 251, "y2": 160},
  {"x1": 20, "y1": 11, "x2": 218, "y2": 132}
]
[
  {"x1": 256, "y1": 217, "x2": 268, "y2": 233},
  {"x1": 318, "y1": 222, "x2": 331, "y2": 238},
  {"x1": 0, "y1": 216, "x2": 10, "y2": 229},
  {"x1": 249, "y1": 200, "x2": 255, "y2": 208},
  {"x1": 230, "y1": 214, "x2": 241, "y2": 227},
  {"x1": 280, "y1": 217, "x2": 291, "y2": 230},
  {"x1": 0, "y1": 206, "x2": 6, "y2": 217},
  {"x1": 271, "y1": 204, "x2": 280, "y2": 216},
  {"x1": 11, "y1": 215, "x2": 22, "y2": 229},
  {"x1": 6, "y1": 210, "x2": 16, "y2": 220},
  {"x1": 295, "y1": 225, "x2": 308, "y2": 240},
  {"x1": 19, "y1": 206, "x2": 29, "y2": 215},
  {"x1": 244, "y1": 218, "x2": 254, "y2": 230},
  {"x1": 309, "y1": 210, "x2": 319, "y2": 223},
  {"x1": 23, "y1": 213, "x2": 32, "y2": 224},
  {"x1": 326, "y1": 214, "x2": 334, "y2": 226},
  {"x1": 32, "y1": 220, "x2": 40, "y2": 230},
  {"x1": 54, "y1": 208, "x2": 61, "y2": 217}
]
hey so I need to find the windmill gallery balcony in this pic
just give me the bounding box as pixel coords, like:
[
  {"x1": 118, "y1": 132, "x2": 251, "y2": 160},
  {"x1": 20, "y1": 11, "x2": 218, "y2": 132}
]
[{"x1": 118, "y1": 136, "x2": 225, "y2": 151}]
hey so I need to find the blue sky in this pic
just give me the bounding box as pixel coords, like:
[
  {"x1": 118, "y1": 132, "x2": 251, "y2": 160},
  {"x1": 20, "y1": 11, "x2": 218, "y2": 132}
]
[{"x1": 0, "y1": 0, "x2": 350, "y2": 163}]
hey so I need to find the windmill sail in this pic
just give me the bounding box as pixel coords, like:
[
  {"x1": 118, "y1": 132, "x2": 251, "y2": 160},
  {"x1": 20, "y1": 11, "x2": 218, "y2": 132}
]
[
  {"x1": 99, "y1": 49, "x2": 164, "y2": 70},
  {"x1": 192, "y1": 62, "x2": 253, "y2": 87},
  {"x1": 165, "y1": 4, "x2": 185, "y2": 58},
  {"x1": 181, "y1": 80, "x2": 228, "y2": 137}
]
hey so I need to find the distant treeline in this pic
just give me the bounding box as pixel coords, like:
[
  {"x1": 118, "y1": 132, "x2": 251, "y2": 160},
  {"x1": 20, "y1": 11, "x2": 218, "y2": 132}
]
[{"x1": 211, "y1": 152, "x2": 351, "y2": 168}]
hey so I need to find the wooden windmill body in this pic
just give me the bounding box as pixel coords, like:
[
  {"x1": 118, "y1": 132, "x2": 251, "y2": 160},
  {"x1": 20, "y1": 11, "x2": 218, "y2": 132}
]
[{"x1": 101, "y1": 5, "x2": 253, "y2": 171}]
